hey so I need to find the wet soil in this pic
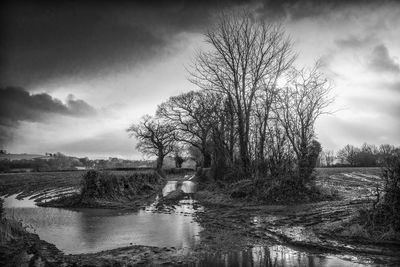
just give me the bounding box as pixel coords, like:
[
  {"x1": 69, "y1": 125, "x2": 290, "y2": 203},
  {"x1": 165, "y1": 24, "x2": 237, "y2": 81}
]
[
  {"x1": 193, "y1": 168, "x2": 400, "y2": 266},
  {"x1": 0, "y1": 171, "x2": 83, "y2": 200},
  {"x1": 2, "y1": 168, "x2": 400, "y2": 266}
]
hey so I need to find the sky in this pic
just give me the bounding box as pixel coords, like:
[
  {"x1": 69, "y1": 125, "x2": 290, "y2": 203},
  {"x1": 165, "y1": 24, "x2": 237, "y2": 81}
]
[{"x1": 1, "y1": 0, "x2": 399, "y2": 159}]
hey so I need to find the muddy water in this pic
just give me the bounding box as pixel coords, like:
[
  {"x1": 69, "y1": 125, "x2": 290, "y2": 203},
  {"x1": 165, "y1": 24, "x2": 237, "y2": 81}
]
[
  {"x1": 197, "y1": 246, "x2": 370, "y2": 267},
  {"x1": 162, "y1": 180, "x2": 198, "y2": 196},
  {"x1": 3, "y1": 181, "x2": 201, "y2": 254},
  {"x1": 3, "y1": 181, "x2": 373, "y2": 266}
]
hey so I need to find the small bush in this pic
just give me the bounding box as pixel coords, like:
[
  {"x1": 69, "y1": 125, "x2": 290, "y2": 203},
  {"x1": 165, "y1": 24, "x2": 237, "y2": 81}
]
[
  {"x1": 360, "y1": 148, "x2": 400, "y2": 239},
  {"x1": 228, "y1": 176, "x2": 329, "y2": 204},
  {"x1": 80, "y1": 170, "x2": 163, "y2": 202}
]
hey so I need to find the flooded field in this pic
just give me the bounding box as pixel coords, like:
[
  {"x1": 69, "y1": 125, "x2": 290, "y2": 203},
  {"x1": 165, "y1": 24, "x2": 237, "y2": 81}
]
[
  {"x1": 2, "y1": 175, "x2": 389, "y2": 266},
  {"x1": 3, "y1": 181, "x2": 201, "y2": 254}
]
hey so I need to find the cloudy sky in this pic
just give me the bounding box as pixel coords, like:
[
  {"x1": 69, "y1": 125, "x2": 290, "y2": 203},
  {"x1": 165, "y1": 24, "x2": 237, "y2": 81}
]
[{"x1": 1, "y1": 0, "x2": 399, "y2": 159}]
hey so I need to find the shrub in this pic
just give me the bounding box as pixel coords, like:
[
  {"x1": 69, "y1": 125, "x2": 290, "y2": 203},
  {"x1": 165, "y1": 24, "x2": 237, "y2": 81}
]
[
  {"x1": 361, "y1": 148, "x2": 400, "y2": 238},
  {"x1": 228, "y1": 175, "x2": 327, "y2": 204},
  {"x1": 80, "y1": 170, "x2": 163, "y2": 202}
]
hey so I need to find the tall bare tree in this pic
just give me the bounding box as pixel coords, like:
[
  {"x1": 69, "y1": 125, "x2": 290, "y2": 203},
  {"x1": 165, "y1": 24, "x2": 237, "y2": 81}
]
[
  {"x1": 127, "y1": 115, "x2": 175, "y2": 173},
  {"x1": 277, "y1": 64, "x2": 333, "y2": 182},
  {"x1": 189, "y1": 9, "x2": 294, "y2": 175}
]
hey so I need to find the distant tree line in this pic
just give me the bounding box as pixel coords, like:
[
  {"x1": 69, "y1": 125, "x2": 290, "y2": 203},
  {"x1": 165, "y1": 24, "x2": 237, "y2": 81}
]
[
  {"x1": 0, "y1": 154, "x2": 83, "y2": 172},
  {"x1": 322, "y1": 143, "x2": 399, "y2": 168},
  {"x1": 0, "y1": 154, "x2": 152, "y2": 173},
  {"x1": 128, "y1": 10, "x2": 333, "y2": 187}
]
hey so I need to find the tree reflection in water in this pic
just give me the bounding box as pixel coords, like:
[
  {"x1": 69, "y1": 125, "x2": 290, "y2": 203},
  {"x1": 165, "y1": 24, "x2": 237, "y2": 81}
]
[{"x1": 196, "y1": 245, "x2": 367, "y2": 267}]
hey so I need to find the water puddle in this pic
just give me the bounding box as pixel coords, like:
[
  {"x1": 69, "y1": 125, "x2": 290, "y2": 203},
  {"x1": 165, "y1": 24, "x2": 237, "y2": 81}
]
[
  {"x1": 3, "y1": 185, "x2": 202, "y2": 254},
  {"x1": 196, "y1": 245, "x2": 372, "y2": 267},
  {"x1": 147, "y1": 181, "x2": 203, "y2": 214},
  {"x1": 162, "y1": 180, "x2": 198, "y2": 196}
]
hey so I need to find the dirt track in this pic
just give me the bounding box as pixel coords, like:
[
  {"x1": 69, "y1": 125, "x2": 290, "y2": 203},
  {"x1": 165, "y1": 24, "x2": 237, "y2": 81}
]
[{"x1": 193, "y1": 168, "x2": 400, "y2": 266}]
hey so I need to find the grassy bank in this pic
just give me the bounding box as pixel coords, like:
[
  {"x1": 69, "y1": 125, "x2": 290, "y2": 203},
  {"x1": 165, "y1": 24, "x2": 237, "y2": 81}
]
[
  {"x1": 0, "y1": 198, "x2": 62, "y2": 266},
  {"x1": 194, "y1": 170, "x2": 341, "y2": 208},
  {"x1": 40, "y1": 170, "x2": 166, "y2": 209}
]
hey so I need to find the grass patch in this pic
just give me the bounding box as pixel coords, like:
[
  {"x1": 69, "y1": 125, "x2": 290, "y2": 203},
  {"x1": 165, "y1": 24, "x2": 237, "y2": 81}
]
[
  {"x1": 0, "y1": 199, "x2": 27, "y2": 245},
  {"x1": 229, "y1": 178, "x2": 337, "y2": 204},
  {"x1": 195, "y1": 175, "x2": 339, "y2": 206}
]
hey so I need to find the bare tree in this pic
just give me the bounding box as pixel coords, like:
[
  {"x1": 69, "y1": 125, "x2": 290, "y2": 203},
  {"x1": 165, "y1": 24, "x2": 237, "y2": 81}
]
[
  {"x1": 337, "y1": 144, "x2": 359, "y2": 166},
  {"x1": 156, "y1": 90, "x2": 215, "y2": 167},
  {"x1": 379, "y1": 144, "x2": 397, "y2": 164},
  {"x1": 264, "y1": 119, "x2": 295, "y2": 177},
  {"x1": 276, "y1": 64, "x2": 333, "y2": 182},
  {"x1": 127, "y1": 115, "x2": 175, "y2": 173},
  {"x1": 323, "y1": 149, "x2": 335, "y2": 167},
  {"x1": 189, "y1": 9, "x2": 294, "y2": 175}
]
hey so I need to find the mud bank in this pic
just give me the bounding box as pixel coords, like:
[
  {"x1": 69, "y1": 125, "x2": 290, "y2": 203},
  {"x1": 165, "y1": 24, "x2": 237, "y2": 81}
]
[{"x1": 39, "y1": 170, "x2": 166, "y2": 210}]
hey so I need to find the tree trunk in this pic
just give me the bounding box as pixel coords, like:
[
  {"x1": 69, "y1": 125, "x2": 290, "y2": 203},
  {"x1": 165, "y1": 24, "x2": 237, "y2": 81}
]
[
  {"x1": 203, "y1": 150, "x2": 212, "y2": 168},
  {"x1": 156, "y1": 154, "x2": 164, "y2": 172},
  {"x1": 237, "y1": 118, "x2": 250, "y2": 175},
  {"x1": 298, "y1": 143, "x2": 310, "y2": 184}
]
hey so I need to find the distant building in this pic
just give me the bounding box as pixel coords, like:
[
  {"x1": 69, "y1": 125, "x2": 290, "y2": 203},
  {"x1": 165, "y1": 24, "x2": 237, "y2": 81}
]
[{"x1": 75, "y1": 166, "x2": 87, "y2": 170}]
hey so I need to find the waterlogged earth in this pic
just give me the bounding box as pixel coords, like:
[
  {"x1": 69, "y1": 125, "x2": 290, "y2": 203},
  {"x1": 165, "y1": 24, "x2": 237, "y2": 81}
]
[
  {"x1": 2, "y1": 170, "x2": 399, "y2": 266},
  {"x1": 3, "y1": 181, "x2": 202, "y2": 254}
]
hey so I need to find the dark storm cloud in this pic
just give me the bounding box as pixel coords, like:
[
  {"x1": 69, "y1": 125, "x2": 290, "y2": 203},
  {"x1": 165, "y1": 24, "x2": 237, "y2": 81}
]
[
  {"x1": 65, "y1": 94, "x2": 97, "y2": 116},
  {"x1": 368, "y1": 44, "x2": 400, "y2": 74},
  {"x1": 0, "y1": 86, "x2": 96, "y2": 146},
  {"x1": 1, "y1": 0, "x2": 388, "y2": 88},
  {"x1": 0, "y1": 0, "x2": 247, "y2": 88},
  {"x1": 0, "y1": 2, "x2": 166, "y2": 87},
  {"x1": 0, "y1": 87, "x2": 95, "y2": 126}
]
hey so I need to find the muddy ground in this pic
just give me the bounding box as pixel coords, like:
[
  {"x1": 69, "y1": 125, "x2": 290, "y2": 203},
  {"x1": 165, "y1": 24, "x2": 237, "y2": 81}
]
[
  {"x1": 0, "y1": 171, "x2": 84, "y2": 201},
  {"x1": 193, "y1": 168, "x2": 400, "y2": 266},
  {"x1": 1, "y1": 168, "x2": 400, "y2": 266}
]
